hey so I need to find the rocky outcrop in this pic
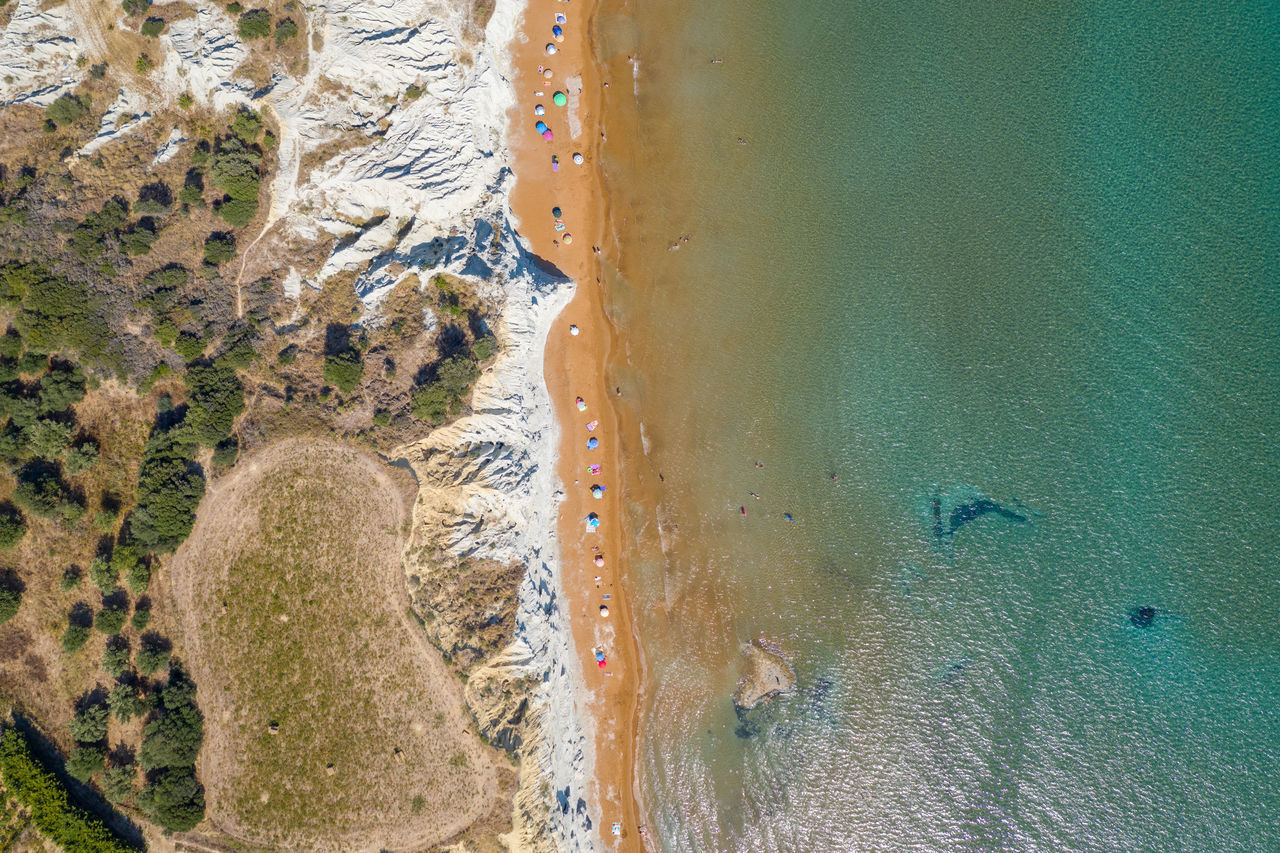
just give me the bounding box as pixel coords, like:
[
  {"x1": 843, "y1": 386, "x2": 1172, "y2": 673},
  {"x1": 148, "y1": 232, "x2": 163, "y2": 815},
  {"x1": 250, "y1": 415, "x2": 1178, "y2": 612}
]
[{"x1": 734, "y1": 639, "x2": 796, "y2": 710}]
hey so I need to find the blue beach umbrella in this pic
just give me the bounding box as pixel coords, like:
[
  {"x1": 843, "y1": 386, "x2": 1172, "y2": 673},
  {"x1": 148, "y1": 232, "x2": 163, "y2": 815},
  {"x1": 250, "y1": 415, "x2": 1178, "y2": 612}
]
[
  {"x1": 535, "y1": 120, "x2": 548, "y2": 134},
  {"x1": 587, "y1": 437, "x2": 599, "y2": 450}
]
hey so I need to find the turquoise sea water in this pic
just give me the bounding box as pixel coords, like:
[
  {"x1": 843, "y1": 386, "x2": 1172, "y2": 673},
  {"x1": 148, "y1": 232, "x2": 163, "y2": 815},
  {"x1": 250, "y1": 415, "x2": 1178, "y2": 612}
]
[{"x1": 598, "y1": 0, "x2": 1279, "y2": 849}]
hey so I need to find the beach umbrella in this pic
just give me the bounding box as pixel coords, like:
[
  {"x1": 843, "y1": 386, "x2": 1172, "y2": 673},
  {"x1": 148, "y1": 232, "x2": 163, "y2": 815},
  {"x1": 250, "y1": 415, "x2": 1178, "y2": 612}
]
[
  {"x1": 535, "y1": 121, "x2": 548, "y2": 134},
  {"x1": 546, "y1": 43, "x2": 557, "y2": 54},
  {"x1": 552, "y1": 206, "x2": 562, "y2": 217},
  {"x1": 594, "y1": 649, "x2": 605, "y2": 661},
  {"x1": 591, "y1": 485, "x2": 604, "y2": 498},
  {"x1": 569, "y1": 324, "x2": 580, "y2": 336},
  {"x1": 542, "y1": 129, "x2": 554, "y2": 141},
  {"x1": 534, "y1": 104, "x2": 545, "y2": 116},
  {"x1": 544, "y1": 69, "x2": 553, "y2": 79},
  {"x1": 586, "y1": 419, "x2": 598, "y2": 431},
  {"x1": 553, "y1": 25, "x2": 564, "y2": 40},
  {"x1": 572, "y1": 152, "x2": 584, "y2": 164},
  {"x1": 555, "y1": 12, "x2": 567, "y2": 24},
  {"x1": 600, "y1": 605, "x2": 609, "y2": 617},
  {"x1": 552, "y1": 91, "x2": 567, "y2": 106},
  {"x1": 597, "y1": 658, "x2": 607, "y2": 668},
  {"x1": 575, "y1": 396, "x2": 587, "y2": 410},
  {"x1": 594, "y1": 554, "x2": 605, "y2": 566},
  {"x1": 563, "y1": 233, "x2": 573, "y2": 244},
  {"x1": 587, "y1": 437, "x2": 599, "y2": 449},
  {"x1": 587, "y1": 513, "x2": 600, "y2": 529}
]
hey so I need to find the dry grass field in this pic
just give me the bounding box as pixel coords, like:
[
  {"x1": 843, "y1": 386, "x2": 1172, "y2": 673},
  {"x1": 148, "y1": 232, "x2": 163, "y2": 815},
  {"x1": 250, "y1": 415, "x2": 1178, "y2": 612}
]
[{"x1": 165, "y1": 439, "x2": 497, "y2": 851}]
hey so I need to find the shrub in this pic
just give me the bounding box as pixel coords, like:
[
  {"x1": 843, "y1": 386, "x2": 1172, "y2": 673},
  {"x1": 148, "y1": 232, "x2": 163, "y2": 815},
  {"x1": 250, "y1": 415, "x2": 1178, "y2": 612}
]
[
  {"x1": 0, "y1": 506, "x2": 26, "y2": 549},
  {"x1": 129, "y1": 428, "x2": 205, "y2": 553},
  {"x1": 209, "y1": 137, "x2": 261, "y2": 227},
  {"x1": 13, "y1": 462, "x2": 83, "y2": 524},
  {"x1": 0, "y1": 729, "x2": 134, "y2": 852},
  {"x1": 174, "y1": 331, "x2": 206, "y2": 361},
  {"x1": 94, "y1": 602, "x2": 127, "y2": 635},
  {"x1": 473, "y1": 333, "x2": 497, "y2": 362},
  {"x1": 323, "y1": 349, "x2": 363, "y2": 393},
  {"x1": 102, "y1": 636, "x2": 131, "y2": 677},
  {"x1": 274, "y1": 16, "x2": 298, "y2": 44},
  {"x1": 120, "y1": 227, "x2": 156, "y2": 256},
  {"x1": 372, "y1": 409, "x2": 391, "y2": 427},
  {"x1": 140, "y1": 16, "x2": 164, "y2": 36},
  {"x1": 45, "y1": 93, "x2": 89, "y2": 127},
  {"x1": 231, "y1": 108, "x2": 262, "y2": 142},
  {"x1": 121, "y1": 0, "x2": 149, "y2": 15},
  {"x1": 410, "y1": 383, "x2": 448, "y2": 423},
  {"x1": 64, "y1": 442, "x2": 99, "y2": 475},
  {"x1": 225, "y1": 0, "x2": 242, "y2": 11},
  {"x1": 131, "y1": 601, "x2": 151, "y2": 631},
  {"x1": 61, "y1": 623, "x2": 90, "y2": 653},
  {"x1": 61, "y1": 566, "x2": 82, "y2": 590},
  {"x1": 177, "y1": 92, "x2": 193, "y2": 110},
  {"x1": 126, "y1": 560, "x2": 150, "y2": 594},
  {"x1": 38, "y1": 361, "x2": 86, "y2": 413},
  {"x1": 100, "y1": 764, "x2": 136, "y2": 804},
  {"x1": 11, "y1": 262, "x2": 111, "y2": 361},
  {"x1": 0, "y1": 586, "x2": 19, "y2": 624},
  {"x1": 405, "y1": 83, "x2": 422, "y2": 100},
  {"x1": 135, "y1": 54, "x2": 154, "y2": 74},
  {"x1": 88, "y1": 557, "x2": 118, "y2": 592},
  {"x1": 66, "y1": 746, "x2": 105, "y2": 782},
  {"x1": 237, "y1": 8, "x2": 271, "y2": 39},
  {"x1": 69, "y1": 703, "x2": 109, "y2": 743},
  {"x1": 108, "y1": 684, "x2": 148, "y2": 722},
  {"x1": 411, "y1": 354, "x2": 478, "y2": 422},
  {"x1": 211, "y1": 436, "x2": 238, "y2": 468},
  {"x1": 139, "y1": 768, "x2": 205, "y2": 832},
  {"x1": 202, "y1": 233, "x2": 236, "y2": 264},
  {"x1": 0, "y1": 328, "x2": 22, "y2": 359},
  {"x1": 137, "y1": 632, "x2": 171, "y2": 675},
  {"x1": 184, "y1": 364, "x2": 244, "y2": 446}
]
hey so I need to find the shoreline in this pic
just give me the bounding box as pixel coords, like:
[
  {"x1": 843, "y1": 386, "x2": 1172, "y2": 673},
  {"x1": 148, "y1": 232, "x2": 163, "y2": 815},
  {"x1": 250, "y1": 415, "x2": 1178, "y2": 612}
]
[{"x1": 506, "y1": 0, "x2": 649, "y2": 848}]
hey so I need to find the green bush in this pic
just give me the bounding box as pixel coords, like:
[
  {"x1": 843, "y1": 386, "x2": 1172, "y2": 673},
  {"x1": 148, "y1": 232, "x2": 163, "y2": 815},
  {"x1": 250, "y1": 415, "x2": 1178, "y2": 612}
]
[
  {"x1": 108, "y1": 684, "x2": 148, "y2": 723},
  {"x1": 126, "y1": 560, "x2": 150, "y2": 594},
  {"x1": 13, "y1": 462, "x2": 83, "y2": 524},
  {"x1": 121, "y1": 0, "x2": 150, "y2": 15},
  {"x1": 0, "y1": 586, "x2": 19, "y2": 624},
  {"x1": 174, "y1": 330, "x2": 206, "y2": 361},
  {"x1": 209, "y1": 137, "x2": 261, "y2": 227},
  {"x1": 38, "y1": 361, "x2": 86, "y2": 413},
  {"x1": 0, "y1": 328, "x2": 23, "y2": 358},
  {"x1": 472, "y1": 333, "x2": 497, "y2": 362},
  {"x1": 202, "y1": 233, "x2": 235, "y2": 264},
  {"x1": 139, "y1": 687, "x2": 203, "y2": 771},
  {"x1": 0, "y1": 506, "x2": 26, "y2": 549},
  {"x1": 178, "y1": 183, "x2": 203, "y2": 206},
  {"x1": 140, "y1": 17, "x2": 165, "y2": 36},
  {"x1": 102, "y1": 636, "x2": 131, "y2": 677},
  {"x1": 64, "y1": 442, "x2": 99, "y2": 475},
  {"x1": 135, "y1": 54, "x2": 154, "y2": 74},
  {"x1": 211, "y1": 436, "x2": 238, "y2": 468},
  {"x1": 60, "y1": 566, "x2": 81, "y2": 591},
  {"x1": 137, "y1": 632, "x2": 171, "y2": 675},
  {"x1": 237, "y1": 8, "x2": 271, "y2": 39},
  {"x1": 45, "y1": 93, "x2": 89, "y2": 127},
  {"x1": 274, "y1": 16, "x2": 298, "y2": 44},
  {"x1": 323, "y1": 349, "x2": 364, "y2": 393},
  {"x1": 184, "y1": 364, "x2": 244, "y2": 446},
  {"x1": 88, "y1": 558, "x2": 117, "y2": 592},
  {"x1": 131, "y1": 602, "x2": 151, "y2": 631},
  {"x1": 231, "y1": 108, "x2": 262, "y2": 142},
  {"x1": 129, "y1": 428, "x2": 205, "y2": 553},
  {"x1": 410, "y1": 355, "x2": 478, "y2": 423},
  {"x1": 24, "y1": 418, "x2": 75, "y2": 459},
  {"x1": 66, "y1": 746, "x2": 105, "y2": 783},
  {"x1": 138, "y1": 768, "x2": 205, "y2": 832},
  {"x1": 94, "y1": 602, "x2": 127, "y2": 635},
  {"x1": 0, "y1": 729, "x2": 135, "y2": 852},
  {"x1": 100, "y1": 764, "x2": 136, "y2": 804},
  {"x1": 120, "y1": 227, "x2": 156, "y2": 256},
  {"x1": 410, "y1": 383, "x2": 448, "y2": 423},
  {"x1": 68, "y1": 703, "x2": 109, "y2": 743},
  {"x1": 177, "y1": 91, "x2": 193, "y2": 110},
  {"x1": 61, "y1": 624, "x2": 90, "y2": 653},
  {"x1": 11, "y1": 262, "x2": 111, "y2": 362}
]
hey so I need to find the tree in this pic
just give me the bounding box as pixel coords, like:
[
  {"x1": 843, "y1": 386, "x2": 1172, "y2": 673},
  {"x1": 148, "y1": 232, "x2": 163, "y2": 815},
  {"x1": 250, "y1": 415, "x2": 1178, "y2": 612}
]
[
  {"x1": 69, "y1": 703, "x2": 109, "y2": 743},
  {"x1": 236, "y1": 8, "x2": 271, "y2": 39},
  {"x1": 94, "y1": 602, "x2": 127, "y2": 635},
  {"x1": 64, "y1": 442, "x2": 99, "y2": 475},
  {"x1": 209, "y1": 137, "x2": 261, "y2": 228},
  {"x1": 323, "y1": 349, "x2": 363, "y2": 393},
  {"x1": 129, "y1": 429, "x2": 205, "y2": 553},
  {"x1": 126, "y1": 560, "x2": 150, "y2": 594},
  {"x1": 140, "y1": 17, "x2": 164, "y2": 36},
  {"x1": 184, "y1": 364, "x2": 244, "y2": 446},
  {"x1": 139, "y1": 699, "x2": 202, "y2": 771},
  {"x1": 0, "y1": 506, "x2": 24, "y2": 549},
  {"x1": 12, "y1": 462, "x2": 83, "y2": 524},
  {"x1": 23, "y1": 418, "x2": 75, "y2": 459},
  {"x1": 88, "y1": 558, "x2": 118, "y2": 592},
  {"x1": 121, "y1": 0, "x2": 149, "y2": 15},
  {"x1": 38, "y1": 361, "x2": 86, "y2": 412}
]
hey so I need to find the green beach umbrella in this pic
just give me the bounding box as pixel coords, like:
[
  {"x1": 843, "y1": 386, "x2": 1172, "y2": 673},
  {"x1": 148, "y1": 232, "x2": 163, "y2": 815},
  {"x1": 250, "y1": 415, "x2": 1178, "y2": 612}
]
[{"x1": 552, "y1": 91, "x2": 567, "y2": 107}]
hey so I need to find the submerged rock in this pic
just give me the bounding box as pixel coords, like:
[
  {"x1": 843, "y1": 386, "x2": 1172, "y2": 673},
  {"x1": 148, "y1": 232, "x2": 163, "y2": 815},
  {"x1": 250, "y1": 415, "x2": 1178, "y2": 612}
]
[
  {"x1": 733, "y1": 639, "x2": 796, "y2": 711},
  {"x1": 1129, "y1": 606, "x2": 1158, "y2": 629}
]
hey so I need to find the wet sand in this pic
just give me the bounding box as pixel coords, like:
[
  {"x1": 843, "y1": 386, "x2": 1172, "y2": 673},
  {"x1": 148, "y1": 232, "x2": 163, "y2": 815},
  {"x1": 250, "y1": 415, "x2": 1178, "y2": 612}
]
[{"x1": 507, "y1": 0, "x2": 647, "y2": 848}]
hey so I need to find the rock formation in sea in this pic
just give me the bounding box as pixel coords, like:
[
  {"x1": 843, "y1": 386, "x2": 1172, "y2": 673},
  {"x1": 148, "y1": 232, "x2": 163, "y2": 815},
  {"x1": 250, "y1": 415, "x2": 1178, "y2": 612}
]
[{"x1": 733, "y1": 638, "x2": 797, "y2": 711}]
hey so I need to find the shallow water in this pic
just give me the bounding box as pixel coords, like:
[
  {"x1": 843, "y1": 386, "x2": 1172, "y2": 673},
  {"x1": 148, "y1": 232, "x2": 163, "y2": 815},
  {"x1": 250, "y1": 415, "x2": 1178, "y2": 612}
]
[{"x1": 597, "y1": 0, "x2": 1280, "y2": 849}]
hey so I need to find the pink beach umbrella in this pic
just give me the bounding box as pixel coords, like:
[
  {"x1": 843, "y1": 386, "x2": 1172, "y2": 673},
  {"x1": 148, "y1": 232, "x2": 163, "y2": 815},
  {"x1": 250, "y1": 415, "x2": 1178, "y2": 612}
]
[{"x1": 542, "y1": 129, "x2": 554, "y2": 141}]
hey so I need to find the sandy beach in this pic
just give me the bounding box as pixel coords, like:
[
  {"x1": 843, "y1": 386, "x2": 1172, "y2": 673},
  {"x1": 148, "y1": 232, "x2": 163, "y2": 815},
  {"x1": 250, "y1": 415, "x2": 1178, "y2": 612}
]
[{"x1": 507, "y1": 0, "x2": 647, "y2": 848}]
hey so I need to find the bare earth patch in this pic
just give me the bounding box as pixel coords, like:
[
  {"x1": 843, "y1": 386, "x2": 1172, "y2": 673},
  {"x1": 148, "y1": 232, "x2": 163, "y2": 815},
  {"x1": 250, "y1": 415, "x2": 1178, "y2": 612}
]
[{"x1": 165, "y1": 438, "x2": 496, "y2": 851}]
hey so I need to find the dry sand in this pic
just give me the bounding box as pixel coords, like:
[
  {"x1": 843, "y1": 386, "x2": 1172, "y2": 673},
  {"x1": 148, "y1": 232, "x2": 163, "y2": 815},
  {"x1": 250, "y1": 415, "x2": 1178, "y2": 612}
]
[{"x1": 508, "y1": 1, "x2": 648, "y2": 848}]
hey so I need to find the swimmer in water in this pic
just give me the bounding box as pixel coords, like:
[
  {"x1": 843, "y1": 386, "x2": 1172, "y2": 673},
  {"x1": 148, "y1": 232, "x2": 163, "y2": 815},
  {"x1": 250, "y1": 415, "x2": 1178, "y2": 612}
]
[
  {"x1": 749, "y1": 492, "x2": 759, "y2": 499},
  {"x1": 740, "y1": 506, "x2": 747, "y2": 516}
]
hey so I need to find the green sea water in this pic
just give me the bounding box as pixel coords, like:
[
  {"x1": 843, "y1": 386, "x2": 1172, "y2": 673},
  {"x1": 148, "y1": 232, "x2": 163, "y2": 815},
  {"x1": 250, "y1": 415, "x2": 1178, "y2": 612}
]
[{"x1": 596, "y1": 0, "x2": 1279, "y2": 849}]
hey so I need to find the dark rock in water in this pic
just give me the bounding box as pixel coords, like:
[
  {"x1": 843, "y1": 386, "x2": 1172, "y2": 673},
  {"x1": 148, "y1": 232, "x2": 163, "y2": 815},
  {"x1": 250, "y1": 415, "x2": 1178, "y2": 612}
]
[
  {"x1": 733, "y1": 639, "x2": 796, "y2": 711},
  {"x1": 948, "y1": 498, "x2": 1028, "y2": 534},
  {"x1": 1129, "y1": 606, "x2": 1158, "y2": 628}
]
